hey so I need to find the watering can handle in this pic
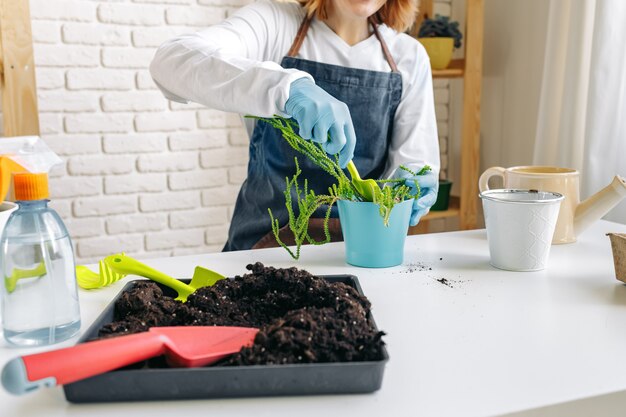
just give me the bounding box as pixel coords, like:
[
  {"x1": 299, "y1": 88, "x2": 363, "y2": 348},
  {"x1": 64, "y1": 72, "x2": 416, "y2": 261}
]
[
  {"x1": 1, "y1": 332, "x2": 164, "y2": 395},
  {"x1": 479, "y1": 167, "x2": 506, "y2": 192}
]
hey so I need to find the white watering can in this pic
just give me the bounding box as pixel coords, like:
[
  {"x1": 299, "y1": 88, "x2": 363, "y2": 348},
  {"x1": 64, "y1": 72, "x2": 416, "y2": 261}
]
[{"x1": 479, "y1": 166, "x2": 626, "y2": 244}]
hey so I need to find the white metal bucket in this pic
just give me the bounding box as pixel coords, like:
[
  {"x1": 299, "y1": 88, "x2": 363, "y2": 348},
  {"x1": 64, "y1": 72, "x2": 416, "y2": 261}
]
[{"x1": 480, "y1": 190, "x2": 564, "y2": 271}]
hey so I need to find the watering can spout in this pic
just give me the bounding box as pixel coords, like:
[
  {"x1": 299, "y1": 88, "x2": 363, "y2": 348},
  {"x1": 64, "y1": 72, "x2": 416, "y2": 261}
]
[{"x1": 574, "y1": 175, "x2": 626, "y2": 236}]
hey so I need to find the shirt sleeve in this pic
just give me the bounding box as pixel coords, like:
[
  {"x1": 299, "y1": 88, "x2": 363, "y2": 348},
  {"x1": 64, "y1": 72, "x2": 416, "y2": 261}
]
[
  {"x1": 382, "y1": 41, "x2": 440, "y2": 179},
  {"x1": 149, "y1": 0, "x2": 313, "y2": 117}
]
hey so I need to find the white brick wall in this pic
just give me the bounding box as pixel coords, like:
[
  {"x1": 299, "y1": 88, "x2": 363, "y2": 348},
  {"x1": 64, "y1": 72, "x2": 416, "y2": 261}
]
[{"x1": 25, "y1": 0, "x2": 451, "y2": 263}]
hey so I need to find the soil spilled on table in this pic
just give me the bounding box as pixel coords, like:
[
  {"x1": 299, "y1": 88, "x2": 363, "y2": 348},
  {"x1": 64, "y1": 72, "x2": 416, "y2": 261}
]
[
  {"x1": 401, "y1": 262, "x2": 432, "y2": 273},
  {"x1": 436, "y1": 277, "x2": 452, "y2": 287},
  {"x1": 98, "y1": 262, "x2": 385, "y2": 366}
]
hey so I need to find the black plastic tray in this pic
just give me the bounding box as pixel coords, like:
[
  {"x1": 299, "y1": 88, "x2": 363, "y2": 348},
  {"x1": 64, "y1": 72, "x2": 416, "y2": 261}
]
[{"x1": 63, "y1": 275, "x2": 388, "y2": 403}]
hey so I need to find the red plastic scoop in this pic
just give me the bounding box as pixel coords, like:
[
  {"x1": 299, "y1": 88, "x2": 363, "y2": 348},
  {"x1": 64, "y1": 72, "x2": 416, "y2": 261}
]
[{"x1": 1, "y1": 326, "x2": 258, "y2": 396}]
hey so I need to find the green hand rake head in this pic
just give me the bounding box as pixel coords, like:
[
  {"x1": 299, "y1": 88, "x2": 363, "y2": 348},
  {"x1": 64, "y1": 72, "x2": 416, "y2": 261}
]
[
  {"x1": 76, "y1": 254, "x2": 127, "y2": 290},
  {"x1": 103, "y1": 253, "x2": 226, "y2": 302}
]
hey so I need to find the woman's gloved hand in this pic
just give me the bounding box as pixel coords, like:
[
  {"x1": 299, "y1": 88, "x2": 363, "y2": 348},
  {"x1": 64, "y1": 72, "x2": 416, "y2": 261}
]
[
  {"x1": 393, "y1": 167, "x2": 439, "y2": 226},
  {"x1": 284, "y1": 78, "x2": 356, "y2": 168}
]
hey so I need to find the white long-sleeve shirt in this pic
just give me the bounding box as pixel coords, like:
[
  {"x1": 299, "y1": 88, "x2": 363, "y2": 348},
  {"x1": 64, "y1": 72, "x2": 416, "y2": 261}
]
[{"x1": 150, "y1": 0, "x2": 439, "y2": 178}]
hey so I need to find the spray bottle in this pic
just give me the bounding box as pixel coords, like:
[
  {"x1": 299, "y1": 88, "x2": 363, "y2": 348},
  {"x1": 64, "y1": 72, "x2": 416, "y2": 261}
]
[{"x1": 0, "y1": 137, "x2": 80, "y2": 346}]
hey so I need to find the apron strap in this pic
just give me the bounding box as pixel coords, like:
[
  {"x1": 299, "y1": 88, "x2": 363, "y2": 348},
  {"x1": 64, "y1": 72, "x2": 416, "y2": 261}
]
[
  {"x1": 287, "y1": 14, "x2": 313, "y2": 57},
  {"x1": 371, "y1": 21, "x2": 399, "y2": 73},
  {"x1": 286, "y1": 13, "x2": 399, "y2": 73}
]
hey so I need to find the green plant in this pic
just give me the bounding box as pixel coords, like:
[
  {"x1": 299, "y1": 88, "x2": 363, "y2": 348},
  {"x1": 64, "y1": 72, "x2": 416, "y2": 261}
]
[
  {"x1": 250, "y1": 116, "x2": 431, "y2": 259},
  {"x1": 418, "y1": 14, "x2": 463, "y2": 48}
]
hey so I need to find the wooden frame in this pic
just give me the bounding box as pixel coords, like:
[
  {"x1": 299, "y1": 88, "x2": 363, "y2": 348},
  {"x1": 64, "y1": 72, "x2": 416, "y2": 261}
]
[
  {"x1": 0, "y1": 0, "x2": 40, "y2": 137},
  {"x1": 408, "y1": 0, "x2": 483, "y2": 233},
  {"x1": 458, "y1": 0, "x2": 483, "y2": 229}
]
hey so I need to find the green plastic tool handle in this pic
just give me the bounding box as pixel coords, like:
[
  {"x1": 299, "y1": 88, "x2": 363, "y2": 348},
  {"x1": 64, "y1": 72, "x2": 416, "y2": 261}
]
[
  {"x1": 104, "y1": 254, "x2": 193, "y2": 296},
  {"x1": 346, "y1": 161, "x2": 361, "y2": 181}
]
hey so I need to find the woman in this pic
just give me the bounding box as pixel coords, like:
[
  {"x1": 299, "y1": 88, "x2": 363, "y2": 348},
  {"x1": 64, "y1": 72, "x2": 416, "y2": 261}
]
[{"x1": 150, "y1": 0, "x2": 440, "y2": 251}]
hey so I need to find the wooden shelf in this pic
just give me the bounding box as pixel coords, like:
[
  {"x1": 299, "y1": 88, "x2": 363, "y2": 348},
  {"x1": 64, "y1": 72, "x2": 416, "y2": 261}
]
[
  {"x1": 408, "y1": 196, "x2": 460, "y2": 235},
  {"x1": 414, "y1": 0, "x2": 483, "y2": 231},
  {"x1": 422, "y1": 196, "x2": 460, "y2": 220},
  {"x1": 432, "y1": 59, "x2": 465, "y2": 78}
]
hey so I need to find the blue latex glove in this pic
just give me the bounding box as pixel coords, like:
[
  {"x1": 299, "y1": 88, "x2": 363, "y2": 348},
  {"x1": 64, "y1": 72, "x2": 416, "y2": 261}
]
[
  {"x1": 393, "y1": 167, "x2": 439, "y2": 226},
  {"x1": 284, "y1": 78, "x2": 356, "y2": 168}
]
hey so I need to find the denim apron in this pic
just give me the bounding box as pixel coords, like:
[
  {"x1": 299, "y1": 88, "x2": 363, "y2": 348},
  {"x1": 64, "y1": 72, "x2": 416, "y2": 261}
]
[{"x1": 223, "y1": 15, "x2": 403, "y2": 251}]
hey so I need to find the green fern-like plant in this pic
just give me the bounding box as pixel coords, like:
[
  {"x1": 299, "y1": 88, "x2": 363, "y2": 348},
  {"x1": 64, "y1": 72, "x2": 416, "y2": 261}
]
[
  {"x1": 250, "y1": 115, "x2": 431, "y2": 259},
  {"x1": 268, "y1": 158, "x2": 339, "y2": 260}
]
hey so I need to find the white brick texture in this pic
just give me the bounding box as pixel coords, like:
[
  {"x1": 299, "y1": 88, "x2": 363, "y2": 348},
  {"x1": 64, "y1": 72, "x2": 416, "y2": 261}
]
[
  {"x1": 228, "y1": 128, "x2": 249, "y2": 146},
  {"x1": 68, "y1": 155, "x2": 135, "y2": 175},
  {"x1": 200, "y1": 147, "x2": 248, "y2": 168},
  {"x1": 49, "y1": 176, "x2": 102, "y2": 199},
  {"x1": 44, "y1": 135, "x2": 102, "y2": 156},
  {"x1": 132, "y1": 27, "x2": 186, "y2": 48},
  {"x1": 205, "y1": 224, "x2": 229, "y2": 245},
  {"x1": 165, "y1": 7, "x2": 225, "y2": 26},
  {"x1": 32, "y1": 21, "x2": 61, "y2": 44},
  {"x1": 64, "y1": 218, "x2": 104, "y2": 239},
  {"x1": 34, "y1": 44, "x2": 99, "y2": 67},
  {"x1": 135, "y1": 111, "x2": 196, "y2": 132},
  {"x1": 168, "y1": 168, "x2": 227, "y2": 190},
  {"x1": 102, "y1": 48, "x2": 156, "y2": 69},
  {"x1": 65, "y1": 114, "x2": 134, "y2": 133},
  {"x1": 106, "y1": 213, "x2": 168, "y2": 234},
  {"x1": 97, "y1": 4, "x2": 164, "y2": 26},
  {"x1": 73, "y1": 195, "x2": 137, "y2": 218},
  {"x1": 27, "y1": 0, "x2": 452, "y2": 262},
  {"x1": 201, "y1": 186, "x2": 240, "y2": 207},
  {"x1": 103, "y1": 133, "x2": 167, "y2": 153},
  {"x1": 36, "y1": 68, "x2": 65, "y2": 89},
  {"x1": 78, "y1": 235, "x2": 143, "y2": 258},
  {"x1": 168, "y1": 131, "x2": 228, "y2": 150},
  {"x1": 136, "y1": 71, "x2": 158, "y2": 90},
  {"x1": 62, "y1": 23, "x2": 130, "y2": 46},
  {"x1": 104, "y1": 173, "x2": 167, "y2": 194},
  {"x1": 169, "y1": 207, "x2": 228, "y2": 229},
  {"x1": 101, "y1": 91, "x2": 168, "y2": 112},
  {"x1": 145, "y1": 229, "x2": 205, "y2": 250},
  {"x1": 66, "y1": 69, "x2": 135, "y2": 91},
  {"x1": 38, "y1": 91, "x2": 99, "y2": 113},
  {"x1": 137, "y1": 152, "x2": 197, "y2": 172},
  {"x1": 139, "y1": 191, "x2": 201, "y2": 212},
  {"x1": 30, "y1": 0, "x2": 95, "y2": 22}
]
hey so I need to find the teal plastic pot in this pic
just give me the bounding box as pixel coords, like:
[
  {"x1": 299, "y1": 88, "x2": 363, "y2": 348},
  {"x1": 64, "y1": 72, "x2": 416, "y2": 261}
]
[{"x1": 337, "y1": 199, "x2": 413, "y2": 268}]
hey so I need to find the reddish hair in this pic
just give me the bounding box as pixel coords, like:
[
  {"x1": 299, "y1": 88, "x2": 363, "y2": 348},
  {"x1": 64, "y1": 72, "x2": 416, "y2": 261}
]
[{"x1": 298, "y1": 0, "x2": 419, "y2": 33}]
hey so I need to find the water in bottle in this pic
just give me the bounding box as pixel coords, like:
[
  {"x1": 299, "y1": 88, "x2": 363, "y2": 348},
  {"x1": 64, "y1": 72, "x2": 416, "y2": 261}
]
[{"x1": 0, "y1": 173, "x2": 80, "y2": 346}]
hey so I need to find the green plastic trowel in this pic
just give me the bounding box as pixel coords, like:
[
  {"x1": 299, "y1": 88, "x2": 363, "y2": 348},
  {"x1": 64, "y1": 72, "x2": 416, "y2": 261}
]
[
  {"x1": 346, "y1": 161, "x2": 382, "y2": 202},
  {"x1": 104, "y1": 253, "x2": 225, "y2": 302}
]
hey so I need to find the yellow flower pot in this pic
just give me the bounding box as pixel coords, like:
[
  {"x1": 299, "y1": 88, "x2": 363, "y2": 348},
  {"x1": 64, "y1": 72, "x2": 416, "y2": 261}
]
[{"x1": 418, "y1": 37, "x2": 454, "y2": 70}]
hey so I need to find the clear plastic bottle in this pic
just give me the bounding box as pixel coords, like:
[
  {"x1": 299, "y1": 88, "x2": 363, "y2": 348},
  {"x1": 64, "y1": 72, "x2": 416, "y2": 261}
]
[{"x1": 0, "y1": 173, "x2": 80, "y2": 346}]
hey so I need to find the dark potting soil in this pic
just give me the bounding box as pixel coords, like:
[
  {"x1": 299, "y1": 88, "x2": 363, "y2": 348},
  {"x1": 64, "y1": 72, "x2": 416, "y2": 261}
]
[
  {"x1": 98, "y1": 262, "x2": 385, "y2": 366},
  {"x1": 436, "y1": 277, "x2": 453, "y2": 288}
]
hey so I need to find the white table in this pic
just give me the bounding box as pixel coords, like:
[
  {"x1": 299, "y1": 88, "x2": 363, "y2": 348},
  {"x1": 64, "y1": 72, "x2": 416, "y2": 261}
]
[{"x1": 2, "y1": 220, "x2": 626, "y2": 417}]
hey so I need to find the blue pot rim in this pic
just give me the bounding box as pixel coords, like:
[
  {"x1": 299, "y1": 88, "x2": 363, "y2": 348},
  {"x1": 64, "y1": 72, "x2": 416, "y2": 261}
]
[{"x1": 336, "y1": 198, "x2": 414, "y2": 207}]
